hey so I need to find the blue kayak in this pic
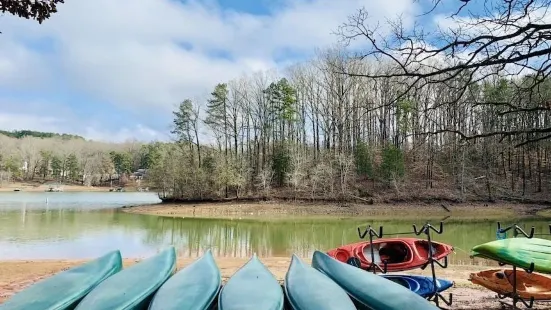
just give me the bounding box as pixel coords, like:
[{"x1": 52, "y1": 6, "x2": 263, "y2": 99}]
[
  {"x1": 149, "y1": 249, "x2": 221, "y2": 310},
  {"x1": 285, "y1": 254, "x2": 356, "y2": 310},
  {"x1": 381, "y1": 275, "x2": 453, "y2": 298}
]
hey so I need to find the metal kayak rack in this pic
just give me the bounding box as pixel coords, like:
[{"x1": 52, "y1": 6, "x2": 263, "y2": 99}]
[{"x1": 356, "y1": 221, "x2": 453, "y2": 309}]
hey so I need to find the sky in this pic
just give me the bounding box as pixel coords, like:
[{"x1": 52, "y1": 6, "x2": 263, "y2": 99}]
[{"x1": 0, "y1": 0, "x2": 477, "y2": 143}]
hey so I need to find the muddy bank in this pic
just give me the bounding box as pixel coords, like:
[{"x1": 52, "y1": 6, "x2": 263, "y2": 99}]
[
  {"x1": 121, "y1": 201, "x2": 549, "y2": 220},
  {"x1": 0, "y1": 257, "x2": 542, "y2": 309}
]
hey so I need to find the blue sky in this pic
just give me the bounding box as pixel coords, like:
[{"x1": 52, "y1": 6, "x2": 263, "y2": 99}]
[{"x1": 0, "y1": 0, "x2": 478, "y2": 143}]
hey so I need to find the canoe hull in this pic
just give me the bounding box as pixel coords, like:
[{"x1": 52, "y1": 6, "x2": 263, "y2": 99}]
[
  {"x1": 312, "y1": 251, "x2": 439, "y2": 310},
  {"x1": 382, "y1": 275, "x2": 453, "y2": 297},
  {"x1": 471, "y1": 238, "x2": 551, "y2": 274},
  {"x1": 149, "y1": 249, "x2": 221, "y2": 310},
  {"x1": 0, "y1": 250, "x2": 122, "y2": 310},
  {"x1": 285, "y1": 254, "x2": 356, "y2": 310},
  {"x1": 469, "y1": 269, "x2": 551, "y2": 300},
  {"x1": 219, "y1": 255, "x2": 283, "y2": 310},
  {"x1": 327, "y1": 238, "x2": 453, "y2": 272},
  {"x1": 75, "y1": 247, "x2": 177, "y2": 310}
]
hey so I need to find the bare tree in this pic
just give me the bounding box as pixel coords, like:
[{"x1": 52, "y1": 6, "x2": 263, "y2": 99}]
[{"x1": 337, "y1": 0, "x2": 551, "y2": 145}]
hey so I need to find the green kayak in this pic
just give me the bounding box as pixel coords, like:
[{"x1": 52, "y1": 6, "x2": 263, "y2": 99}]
[
  {"x1": 285, "y1": 254, "x2": 356, "y2": 310},
  {"x1": 75, "y1": 247, "x2": 176, "y2": 310},
  {"x1": 149, "y1": 249, "x2": 221, "y2": 310},
  {"x1": 471, "y1": 238, "x2": 551, "y2": 273},
  {"x1": 311, "y1": 251, "x2": 439, "y2": 310},
  {"x1": 219, "y1": 254, "x2": 283, "y2": 310},
  {"x1": 0, "y1": 250, "x2": 122, "y2": 310}
]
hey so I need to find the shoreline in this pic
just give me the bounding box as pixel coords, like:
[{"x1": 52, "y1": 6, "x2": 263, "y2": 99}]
[
  {"x1": 0, "y1": 182, "x2": 141, "y2": 193},
  {"x1": 122, "y1": 201, "x2": 551, "y2": 220},
  {"x1": 0, "y1": 257, "x2": 532, "y2": 309}
]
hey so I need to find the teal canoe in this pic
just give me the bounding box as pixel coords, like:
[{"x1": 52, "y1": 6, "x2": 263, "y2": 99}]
[
  {"x1": 75, "y1": 247, "x2": 176, "y2": 310},
  {"x1": 285, "y1": 254, "x2": 356, "y2": 310},
  {"x1": 471, "y1": 238, "x2": 551, "y2": 273},
  {"x1": 149, "y1": 249, "x2": 221, "y2": 310},
  {"x1": 219, "y1": 254, "x2": 283, "y2": 310},
  {"x1": 0, "y1": 250, "x2": 122, "y2": 310},
  {"x1": 311, "y1": 251, "x2": 439, "y2": 310}
]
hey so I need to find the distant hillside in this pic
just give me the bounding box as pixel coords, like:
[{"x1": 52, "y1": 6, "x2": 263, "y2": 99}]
[{"x1": 0, "y1": 129, "x2": 84, "y2": 140}]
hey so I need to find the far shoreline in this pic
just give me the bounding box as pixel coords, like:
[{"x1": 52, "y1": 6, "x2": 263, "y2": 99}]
[{"x1": 121, "y1": 200, "x2": 551, "y2": 220}]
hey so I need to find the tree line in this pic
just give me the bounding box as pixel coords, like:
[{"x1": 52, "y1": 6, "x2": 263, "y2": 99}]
[
  {"x1": 0, "y1": 133, "x2": 161, "y2": 187},
  {"x1": 151, "y1": 47, "x2": 551, "y2": 203}
]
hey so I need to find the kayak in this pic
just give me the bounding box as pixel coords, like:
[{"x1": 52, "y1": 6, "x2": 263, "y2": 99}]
[
  {"x1": 326, "y1": 238, "x2": 453, "y2": 272},
  {"x1": 75, "y1": 247, "x2": 176, "y2": 310},
  {"x1": 311, "y1": 251, "x2": 439, "y2": 310},
  {"x1": 0, "y1": 250, "x2": 122, "y2": 310},
  {"x1": 219, "y1": 254, "x2": 283, "y2": 310},
  {"x1": 285, "y1": 254, "x2": 356, "y2": 310},
  {"x1": 381, "y1": 274, "x2": 454, "y2": 298},
  {"x1": 149, "y1": 249, "x2": 221, "y2": 310},
  {"x1": 471, "y1": 238, "x2": 551, "y2": 273},
  {"x1": 469, "y1": 269, "x2": 551, "y2": 300}
]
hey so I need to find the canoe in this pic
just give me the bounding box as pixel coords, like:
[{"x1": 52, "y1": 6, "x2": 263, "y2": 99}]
[
  {"x1": 469, "y1": 269, "x2": 551, "y2": 300},
  {"x1": 285, "y1": 254, "x2": 356, "y2": 310},
  {"x1": 471, "y1": 238, "x2": 551, "y2": 273},
  {"x1": 75, "y1": 247, "x2": 176, "y2": 310},
  {"x1": 219, "y1": 254, "x2": 283, "y2": 310},
  {"x1": 381, "y1": 274, "x2": 454, "y2": 298},
  {"x1": 326, "y1": 237, "x2": 453, "y2": 272},
  {"x1": 312, "y1": 251, "x2": 439, "y2": 310},
  {"x1": 149, "y1": 249, "x2": 221, "y2": 310},
  {"x1": 0, "y1": 250, "x2": 122, "y2": 310}
]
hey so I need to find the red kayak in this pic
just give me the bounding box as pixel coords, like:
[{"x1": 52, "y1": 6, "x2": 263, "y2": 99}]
[{"x1": 326, "y1": 238, "x2": 453, "y2": 272}]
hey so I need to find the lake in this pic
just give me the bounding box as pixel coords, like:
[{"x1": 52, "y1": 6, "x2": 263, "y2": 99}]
[{"x1": 0, "y1": 192, "x2": 550, "y2": 264}]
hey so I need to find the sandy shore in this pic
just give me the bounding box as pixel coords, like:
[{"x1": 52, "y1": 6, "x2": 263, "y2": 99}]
[
  {"x1": 0, "y1": 257, "x2": 545, "y2": 309},
  {"x1": 122, "y1": 201, "x2": 548, "y2": 219}
]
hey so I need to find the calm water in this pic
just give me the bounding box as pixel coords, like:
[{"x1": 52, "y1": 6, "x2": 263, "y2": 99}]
[{"x1": 0, "y1": 192, "x2": 550, "y2": 264}]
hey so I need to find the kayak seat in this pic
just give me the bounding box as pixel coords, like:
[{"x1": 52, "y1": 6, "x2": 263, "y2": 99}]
[{"x1": 379, "y1": 243, "x2": 408, "y2": 264}]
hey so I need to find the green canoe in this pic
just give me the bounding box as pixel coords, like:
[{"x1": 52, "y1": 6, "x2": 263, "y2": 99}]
[
  {"x1": 219, "y1": 254, "x2": 283, "y2": 310},
  {"x1": 149, "y1": 249, "x2": 221, "y2": 310},
  {"x1": 285, "y1": 254, "x2": 356, "y2": 310},
  {"x1": 471, "y1": 238, "x2": 551, "y2": 273},
  {"x1": 0, "y1": 250, "x2": 122, "y2": 310},
  {"x1": 311, "y1": 251, "x2": 439, "y2": 310},
  {"x1": 75, "y1": 247, "x2": 176, "y2": 310}
]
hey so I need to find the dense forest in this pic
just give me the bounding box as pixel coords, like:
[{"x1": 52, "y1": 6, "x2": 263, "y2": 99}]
[
  {"x1": 1, "y1": 49, "x2": 550, "y2": 203},
  {"x1": 149, "y1": 48, "x2": 551, "y2": 203},
  {"x1": 0, "y1": 132, "x2": 160, "y2": 188}
]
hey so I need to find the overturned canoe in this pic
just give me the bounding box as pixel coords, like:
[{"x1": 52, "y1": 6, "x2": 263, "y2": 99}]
[
  {"x1": 219, "y1": 254, "x2": 283, "y2": 310},
  {"x1": 149, "y1": 249, "x2": 221, "y2": 310},
  {"x1": 469, "y1": 269, "x2": 551, "y2": 300},
  {"x1": 285, "y1": 254, "x2": 356, "y2": 310},
  {"x1": 381, "y1": 274, "x2": 453, "y2": 298},
  {"x1": 0, "y1": 250, "x2": 122, "y2": 310},
  {"x1": 471, "y1": 238, "x2": 551, "y2": 273},
  {"x1": 312, "y1": 251, "x2": 439, "y2": 310},
  {"x1": 75, "y1": 247, "x2": 176, "y2": 310},
  {"x1": 326, "y1": 238, "x2": 453, "y2": 272}
]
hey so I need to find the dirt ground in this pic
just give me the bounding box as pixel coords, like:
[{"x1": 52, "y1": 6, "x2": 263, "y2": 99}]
[
  {"x1": 123, "y1": 201, "x2": 548, "y2": 219},
  {"x1": 1, "y1": 257, "x2": 549, "y2": 309}
]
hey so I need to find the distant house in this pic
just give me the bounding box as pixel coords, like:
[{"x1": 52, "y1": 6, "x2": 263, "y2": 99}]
[{"x1": 130, "y1": 169, "x2": 147, "y2": 180}]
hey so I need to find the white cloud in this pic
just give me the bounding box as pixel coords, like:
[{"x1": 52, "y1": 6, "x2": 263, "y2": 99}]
[{"x1": 0, "y1": 0, "x2": 417, "y2": 141}]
